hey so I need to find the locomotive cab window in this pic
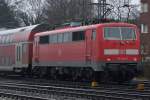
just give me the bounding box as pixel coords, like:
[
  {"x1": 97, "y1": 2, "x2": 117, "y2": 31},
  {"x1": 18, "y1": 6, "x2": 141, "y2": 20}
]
[
  {"x1": 104, "y1": 27, "x2": 136, "y2": 40},
  {"x1": 121, "y1": 28, "x2": 136, "y2": 40},
  {"x1": 104, "y1": 28, "x2": 121, "y2": 40},
  {"x1": 39, "y1": 35, "x2": 49, "y2": 44},
  {"x1": 72, "y1": 31, "x2": 85, "y2": 41}
]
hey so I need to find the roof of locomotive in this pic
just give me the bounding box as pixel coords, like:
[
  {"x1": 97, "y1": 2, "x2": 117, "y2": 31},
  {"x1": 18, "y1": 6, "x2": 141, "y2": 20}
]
[
  {"x1": 0, "y1": 24, "x2": 50, "y2": 43},
  {"x1": 35, "y1": 22, "x2": 137, "y2": 37}
]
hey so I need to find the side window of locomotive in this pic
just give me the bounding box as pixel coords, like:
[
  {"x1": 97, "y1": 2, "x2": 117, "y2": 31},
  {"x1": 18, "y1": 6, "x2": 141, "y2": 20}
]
[
  {"x1": 64, "y1": 32, "x2": 72, "y2": 42},
  {"x1": 39, "y1": 35, "x2": 49, "y2": 44},
  {"x1": 92, "y1": 30, "x2": 96, "y2": 40},
  {"x1": 58, "y1": 33, "x2": 63, "y2": 43},
  {"x1": 50, "y1": 34, "x2": 58, "y2": 43},
  {"x1": 72, "y1": 31, "x2": 85, "y2": 41}
]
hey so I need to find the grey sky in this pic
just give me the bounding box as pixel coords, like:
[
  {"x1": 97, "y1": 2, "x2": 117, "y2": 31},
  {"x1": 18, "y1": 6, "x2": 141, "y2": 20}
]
[
  {"x1": 131, "y1": 0, "x2": 140, "y2": 4},
  {"x1": 94, "y1": 0, "x2": 140, "y2": 5}
]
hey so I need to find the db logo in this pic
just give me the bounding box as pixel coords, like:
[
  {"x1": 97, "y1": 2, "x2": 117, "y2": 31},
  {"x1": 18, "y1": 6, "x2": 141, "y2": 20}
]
[{"x1": 119, "y1": 50, "x2": 126, "y2": 54}]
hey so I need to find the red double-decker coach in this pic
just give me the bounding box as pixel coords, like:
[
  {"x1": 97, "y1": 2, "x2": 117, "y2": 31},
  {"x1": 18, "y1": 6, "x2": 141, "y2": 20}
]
[{"x1": 0, "y1": 24, "x2": 50, "y2": 72}]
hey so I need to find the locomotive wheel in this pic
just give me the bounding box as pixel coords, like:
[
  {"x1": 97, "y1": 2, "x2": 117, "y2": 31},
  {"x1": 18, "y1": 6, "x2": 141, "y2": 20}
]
[
  {"x1": 81, "y1": 68, "x2": 93, "y2": 82},
  {"x1": 102, "y1": 71, "x2": 113, "y2": 83},
  {"x1": 116, "y1": 66, "x2": 135, "y2": 83},
  {"x1": 125, "y1": 69, "x2": 135, "y2": 82},
  {"x1": 31, "y1": 67, "x2": 49, "y2": 79},
  {"x1": 91, "y1": 71, "x2": 112, "y2": 83},
  {"x1": 49, "y1": 68, "x2": 58, "y2": 80},
  {"x1": 111, "y1": 66, "x2": 126, "y2": 83},
  {"x1": 118, "y1": 70, "x2": 126, "y2": 83}
]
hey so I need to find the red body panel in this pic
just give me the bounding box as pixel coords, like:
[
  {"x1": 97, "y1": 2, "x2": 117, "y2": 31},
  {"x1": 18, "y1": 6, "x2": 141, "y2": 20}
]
[
  {"x1": 38, "y1": 42, "x2": 86, "y2": 62},
  {"x1": 0, "y1": 45, "x2": 15, "y2": 66}
]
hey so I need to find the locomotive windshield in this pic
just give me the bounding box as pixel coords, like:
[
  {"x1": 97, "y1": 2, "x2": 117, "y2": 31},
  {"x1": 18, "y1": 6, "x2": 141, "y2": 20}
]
[{"x1": 104, "y1": 27, "x2": 136, "y2": 40}]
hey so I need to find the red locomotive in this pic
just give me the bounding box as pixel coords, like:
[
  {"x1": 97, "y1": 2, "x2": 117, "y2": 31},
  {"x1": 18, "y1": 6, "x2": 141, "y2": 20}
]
[{"x1": 0, "y1": 22, "x2": 142, "y2": 82}]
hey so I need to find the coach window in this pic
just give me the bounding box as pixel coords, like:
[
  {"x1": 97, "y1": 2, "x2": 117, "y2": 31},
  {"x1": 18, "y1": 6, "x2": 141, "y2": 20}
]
[
  {"x1": 58, "y1": 33, "x2": 63, "y2": 43},
  {"x1": 5, "y1": 36, "x2": 6, "y2": 44},
  {"x1": 3, "y1": 36, "x2": 6, "y2": 44},
  {"x1": 0, "y1": 37, "x2": 2, "y2": 44},
  {"x1": 9, "y1": 35, "x2": 12, "y2": 43},
  {"x1": 3, "y1": 36, "x2": 5, "y2": 44},
  {"x1": 7, "y1": 35, "x2": 9, "y2": 43},
  {"x1": 0, "y1": 37, "x2": 1, "y2": 44},
  {"x1": 72, "y1": 31, "x2": 85, "y2": 41},
  {"x1": 22, "y1": 44, "x2": 27, "y2": 53},
  {"x1": 1, "y1": 37, "x2": 3, "y2": 44},
  {"x1": 7, "y1": 35, "x2": 10, "y2": 43},
  {"x1": 6, "y1": 36, "x2": 9, "y2": 44},
  {"x1": 39, "y1": 35, "x2": 49, "y2": 44},
  {"x1": 10, "y1": 35, "x2": 13, "y2": 43},
  {"x1": 5, "y1": 36, "x2": 7, "y2": 44},
  {"x1": 2, "y1": 37, "x2": 4, "y2": 44},
  {"x1": 2, "y1": 36, "x2": 5, "y2": 44}
]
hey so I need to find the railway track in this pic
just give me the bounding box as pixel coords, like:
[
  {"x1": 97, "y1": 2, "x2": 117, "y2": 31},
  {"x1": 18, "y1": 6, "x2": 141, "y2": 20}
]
[
  {"x1": 0, "y1": 77, "x2": 149, "y2": 92},
  {"x1": 0, "y1": 84, "x2": 135, "y2": 100},
  {"x1": 0, "y1": 79, "x2": 149, "y2": 100},
  {"x1": 0, "y1": 92, "x2": 48, "y2": 100}
]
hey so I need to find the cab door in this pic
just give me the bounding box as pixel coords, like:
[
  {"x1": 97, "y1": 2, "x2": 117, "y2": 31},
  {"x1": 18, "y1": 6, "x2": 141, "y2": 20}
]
[
  {"x1": 15, "y1": 43, "x2": 23, "y2": 66},
  {"x1": 85, "y1": 30, "x2": 93, "y2": 64}
]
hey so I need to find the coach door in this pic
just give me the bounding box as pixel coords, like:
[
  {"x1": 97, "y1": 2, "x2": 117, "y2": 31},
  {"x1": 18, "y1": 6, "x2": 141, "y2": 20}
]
[
  {"x1": 15, "y1": 43, "x2": 23, "y2": 66},
  {"x1": 85, "y1": 30, "x2": 92, "y2": 64}
]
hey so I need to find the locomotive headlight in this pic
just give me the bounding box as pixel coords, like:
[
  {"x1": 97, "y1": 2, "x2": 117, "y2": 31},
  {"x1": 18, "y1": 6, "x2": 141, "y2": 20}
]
[
  {"x1": 126, "y1": 49, "x2": 139, "y2": 55},
  {"x1": 107, "y1": 58, "x2": 111, "y2": 61},
  {"x1": 133, "y1": 58, "x2": 137, "y2": 61}
]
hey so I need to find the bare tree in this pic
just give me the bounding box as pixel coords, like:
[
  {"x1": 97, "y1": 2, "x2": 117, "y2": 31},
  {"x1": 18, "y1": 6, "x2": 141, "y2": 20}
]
[
  {"x1": 107, "y1": 0, "x2": 140, "y2": 22},
  {"x1": 8, "y1": 0, "x2": 46, "y2": 26},
  {"x1": 6, "y1": 0, "x2": 140, "y2": 27},
  {"x1": 44, "y1": 0, "x2": 92, "y2": 24},
  {"x1": 0, "y1": 0, "x2": 19, "y2": 28}
]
